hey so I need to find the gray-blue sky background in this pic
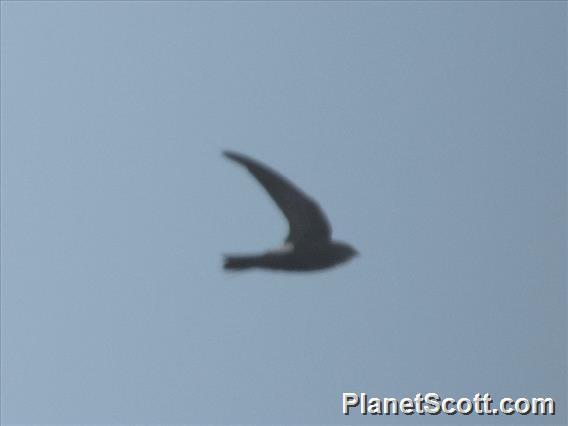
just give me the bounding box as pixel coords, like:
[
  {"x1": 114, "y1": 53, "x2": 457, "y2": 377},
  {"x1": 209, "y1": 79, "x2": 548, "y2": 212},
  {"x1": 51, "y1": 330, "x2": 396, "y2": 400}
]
[{"x1": 1, "y1": 2, "x2": 566, "y2": 424}]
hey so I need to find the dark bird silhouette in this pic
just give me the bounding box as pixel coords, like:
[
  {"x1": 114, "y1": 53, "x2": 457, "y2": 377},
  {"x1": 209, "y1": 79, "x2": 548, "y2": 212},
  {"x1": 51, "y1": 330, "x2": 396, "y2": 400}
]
[{"x1": 223, "y1": 151, "x2": 357, "y2": 271}]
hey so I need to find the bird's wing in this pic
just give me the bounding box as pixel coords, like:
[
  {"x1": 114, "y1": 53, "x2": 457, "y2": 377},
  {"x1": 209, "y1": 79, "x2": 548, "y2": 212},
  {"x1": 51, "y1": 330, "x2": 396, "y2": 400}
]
[{"x1": 224, "y1": 151, "x2": 331, "y2": 245}]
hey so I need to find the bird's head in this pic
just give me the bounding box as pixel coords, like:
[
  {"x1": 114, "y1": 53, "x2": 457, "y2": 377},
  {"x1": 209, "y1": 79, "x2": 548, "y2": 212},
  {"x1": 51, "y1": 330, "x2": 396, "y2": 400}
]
[{"x1": 333, "y1": 241, "x2": 359, "y2": 262}]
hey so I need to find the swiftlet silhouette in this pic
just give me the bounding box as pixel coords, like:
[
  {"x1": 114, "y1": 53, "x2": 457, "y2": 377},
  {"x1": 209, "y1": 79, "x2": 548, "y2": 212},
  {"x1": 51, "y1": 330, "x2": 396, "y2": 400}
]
[{"x1": 223, "y1": 151, "x2": 357, "y2": 272}]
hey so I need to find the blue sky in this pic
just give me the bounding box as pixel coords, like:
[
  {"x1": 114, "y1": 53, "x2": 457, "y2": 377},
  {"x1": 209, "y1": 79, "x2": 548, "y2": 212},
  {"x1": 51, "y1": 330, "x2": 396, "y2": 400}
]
[{"x1": 1, "y1": 2, "x2": 566, "y2": 424}]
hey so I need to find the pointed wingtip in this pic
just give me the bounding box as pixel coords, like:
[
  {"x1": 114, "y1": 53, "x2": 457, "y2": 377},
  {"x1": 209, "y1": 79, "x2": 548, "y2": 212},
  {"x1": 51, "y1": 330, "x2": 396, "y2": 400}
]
[
  {"x1": 223, "y1": 151, "x2": 254, "y2": 166},
  {"x1": 223, "y1": 150, "x2": 240, "y2": 161}
]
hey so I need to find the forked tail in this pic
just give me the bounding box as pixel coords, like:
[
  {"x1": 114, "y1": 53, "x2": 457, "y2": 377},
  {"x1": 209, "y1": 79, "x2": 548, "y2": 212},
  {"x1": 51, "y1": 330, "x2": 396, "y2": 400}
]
[{"x1": 223, "y1": 255, "x2": 259, "y2": 270}]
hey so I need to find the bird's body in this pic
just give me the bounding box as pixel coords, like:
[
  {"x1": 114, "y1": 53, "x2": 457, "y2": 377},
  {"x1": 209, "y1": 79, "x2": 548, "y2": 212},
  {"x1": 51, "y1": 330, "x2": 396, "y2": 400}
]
[
  {"x1": 223, "y1": 151, "x2": 357, "y2": 272},
  {"x1": 225, "y1": 241, "x2": 356, "y2": 271}
]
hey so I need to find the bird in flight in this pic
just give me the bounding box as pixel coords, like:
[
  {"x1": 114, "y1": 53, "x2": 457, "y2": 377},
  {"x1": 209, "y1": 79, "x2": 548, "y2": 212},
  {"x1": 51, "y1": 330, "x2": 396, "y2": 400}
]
[{"x1": 223, "y1": 151, "x2": 357, "y2": 272}]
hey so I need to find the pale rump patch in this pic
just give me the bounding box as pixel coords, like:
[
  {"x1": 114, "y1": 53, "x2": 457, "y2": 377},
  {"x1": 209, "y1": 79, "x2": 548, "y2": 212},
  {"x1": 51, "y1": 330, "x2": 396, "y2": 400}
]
[{"x1": 267, "y1": 242, "x2": 294, "y2": 254}]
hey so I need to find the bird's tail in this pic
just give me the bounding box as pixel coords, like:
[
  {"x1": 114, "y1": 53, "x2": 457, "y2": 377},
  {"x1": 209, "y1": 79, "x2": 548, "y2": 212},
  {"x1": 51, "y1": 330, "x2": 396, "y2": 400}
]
[{"x1": 223, "y1": 255, "x2": 258, "y2": 270}]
